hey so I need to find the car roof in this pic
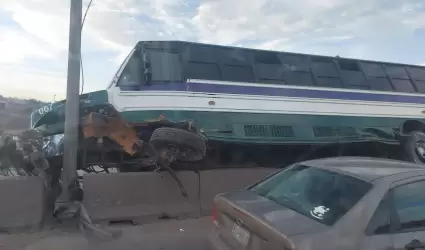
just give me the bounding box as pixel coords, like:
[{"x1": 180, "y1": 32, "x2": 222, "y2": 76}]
[{"x1": 301, "y1": 157, "x2": 425, "y2": 182}]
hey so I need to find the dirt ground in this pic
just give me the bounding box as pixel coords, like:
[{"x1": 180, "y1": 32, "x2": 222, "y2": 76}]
[{"x1": 0, "y1": 217, "x2": 212, "y2": 250}]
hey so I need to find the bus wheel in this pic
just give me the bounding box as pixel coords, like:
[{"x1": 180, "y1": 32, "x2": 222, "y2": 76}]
[
  {"x1": 150, "y1": 127, "x2": 207, "y2": 162},
  {"x1": 402, "y1": 131, "x2": 425, "y2": 165}
]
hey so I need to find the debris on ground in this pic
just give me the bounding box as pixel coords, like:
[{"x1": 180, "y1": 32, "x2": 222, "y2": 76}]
[
  {"x1": 0, "y1": 130, "x2": 120, "y2": 242},
  {"x1": 0, "y1": 130, "x2": 44, "y2": 177}
]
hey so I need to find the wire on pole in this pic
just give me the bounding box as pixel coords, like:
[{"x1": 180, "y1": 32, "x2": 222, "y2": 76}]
[{"x1": 80, "y1": 0, "x2": 94, "y2": 94}]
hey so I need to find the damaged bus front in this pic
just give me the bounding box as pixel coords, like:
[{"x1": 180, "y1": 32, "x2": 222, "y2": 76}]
[{"x1": 30, "y1": 46, "x2": 208, "y2": 174}]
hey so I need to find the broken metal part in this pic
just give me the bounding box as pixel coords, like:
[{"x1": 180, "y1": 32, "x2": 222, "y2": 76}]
[
  {"x1": 81, "y1": 141, "x2": 158, "y2": 172},
  {"x1": 81, "y1": 112, "x2": 141, "y2": 156},
  {"x1": 45, "y1": 115, "x2": 205, "y2": 173},
  {"x1": 157, "y1": 148, "x2": 188, "y2": 198}
]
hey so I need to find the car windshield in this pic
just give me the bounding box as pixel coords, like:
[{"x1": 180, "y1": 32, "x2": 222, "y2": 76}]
[{"x1": 249, "y1": 165, "x2": 372, "y2": 226}]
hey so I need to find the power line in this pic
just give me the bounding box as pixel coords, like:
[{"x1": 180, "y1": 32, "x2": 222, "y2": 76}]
[
  {"x1": 80, "y1": 0, "x2": 94, "y2": 94},
  {"x1": 82, "y1": 0, "x2": 93, "y2": 27}
]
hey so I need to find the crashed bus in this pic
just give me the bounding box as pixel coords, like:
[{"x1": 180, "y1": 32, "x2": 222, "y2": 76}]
[{"x1": 30, "y1": 40, "x2": 425, "y2": 173}]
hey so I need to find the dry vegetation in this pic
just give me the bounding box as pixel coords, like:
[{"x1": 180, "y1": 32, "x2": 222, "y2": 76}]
[{"x1": 0, "y1": 95, "x2": 47, "y2": 133}]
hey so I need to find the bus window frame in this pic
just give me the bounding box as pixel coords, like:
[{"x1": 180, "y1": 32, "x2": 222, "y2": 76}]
[{"x1": 107, "y1": 48, "x2": 137, "y2": 88}]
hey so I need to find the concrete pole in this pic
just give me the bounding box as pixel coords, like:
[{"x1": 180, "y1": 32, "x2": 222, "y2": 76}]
[{"x1": 59, "y1": 0, "x2": 82, "y2": 203}]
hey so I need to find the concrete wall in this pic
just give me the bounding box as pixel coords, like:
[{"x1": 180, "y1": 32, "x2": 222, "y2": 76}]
[
  {"x1": 83, "y1": 171, "x2": 201, "y2": 223},
  {"x1": 83, "y1": 168, "x2": 278, "y2": 223},
  {"x1": 0, "y1": 176, "x2": 45, "y2": 230},
  {"x1": 0, "y1": 167, "x2": 277, "y2": 230}
]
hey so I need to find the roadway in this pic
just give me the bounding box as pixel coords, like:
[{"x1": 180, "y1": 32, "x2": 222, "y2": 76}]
[{"x1": 0, "y1": 217, "x2": 212, "y2": 250}]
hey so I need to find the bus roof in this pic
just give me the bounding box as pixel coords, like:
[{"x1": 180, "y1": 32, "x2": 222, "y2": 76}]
[
  {"x1": 136, "y1": 40, "x2": 424, "y2": 69},
  {"x1": 136, "y1": 40, "x2": 425, "y2": 93}
]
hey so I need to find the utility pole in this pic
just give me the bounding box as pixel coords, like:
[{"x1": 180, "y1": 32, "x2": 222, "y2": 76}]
[{"x1": 57, "y1": 0, "x2": 82, "y2": 206}]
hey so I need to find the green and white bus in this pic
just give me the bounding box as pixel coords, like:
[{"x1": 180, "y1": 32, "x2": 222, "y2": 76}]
[{"x1": 31, "y1": 41, "x2": 425, "y2": 166}]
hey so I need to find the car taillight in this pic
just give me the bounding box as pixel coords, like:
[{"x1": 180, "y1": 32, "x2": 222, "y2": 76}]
[
  {"x1": 212, "y1": 203, "x2": 217, "y2": 222},
  {"x1": 212, "y1": 203, "x2": 220, "y2": 228},
  {"x1": 212, "y1": 203, "x2": 221, "y2": 233}
]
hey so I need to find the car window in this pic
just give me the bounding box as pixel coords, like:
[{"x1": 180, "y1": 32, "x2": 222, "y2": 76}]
[
  {"x1": 249, "y1": 165, "x2": 372, "y2": 226},
  {"x1": 392, "y1": 181, "x2": 425, "y2": 232},
  {"x1": 365, "y1": 195, "x2": 391, "y2": 235}
]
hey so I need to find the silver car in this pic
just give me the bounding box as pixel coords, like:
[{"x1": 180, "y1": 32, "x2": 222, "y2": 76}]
[{"x1": 209, "y1": 157, "x2": 425, "y2": 250}]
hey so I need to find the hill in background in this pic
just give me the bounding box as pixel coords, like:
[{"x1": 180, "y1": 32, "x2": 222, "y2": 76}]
[{"x1": 0, "y1": 95, "x2": 48, "y2": 134}]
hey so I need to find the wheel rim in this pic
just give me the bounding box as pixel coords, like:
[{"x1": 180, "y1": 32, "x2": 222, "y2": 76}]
[{"x1": 415, "y1": 140, "x2": 425, "y2": 162}]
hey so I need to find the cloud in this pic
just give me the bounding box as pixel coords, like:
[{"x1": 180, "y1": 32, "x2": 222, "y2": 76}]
[
  {"x1": 1, "y1": 0, "x2": 197, "y2": 59},
  {"x1": 192, "y1": 0, "x2": 425, "y2": 52},
  {"x1": 0, "y1": 27, "x2": 56, "y2": 63},
  {"x1": 0, "y1": 65, "x2": 66, "y2": 101},
  {"x1": 2, "y1": 1, "x2": 70, "y2": 58},
  {"x1": 81, "y1": 0, "x2": 199, "y2": 55},
  {"x1": 3, "y1": 0, "x2": 423, "y2": 61},
  {"x1": 0, "y1": 0, "x2": 425, "y2": 101}
]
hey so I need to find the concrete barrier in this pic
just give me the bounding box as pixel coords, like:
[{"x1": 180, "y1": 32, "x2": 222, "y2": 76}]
[
  {"x1": 0, "y1": 176, "x2": 45, "y2": 231},
  {"x1": 83, "y1": 171, "x2": 200, "y2": 223},
  {"x1": 199, "y1": 168, "x2": 277, "y2": 215},
  {"x1": 83, "y1": 167, "x2": 279, "y2": 223}
]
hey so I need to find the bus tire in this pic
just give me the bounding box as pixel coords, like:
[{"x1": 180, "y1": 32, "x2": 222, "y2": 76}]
[
  {"x1": 402, "y1": 131, "x2": 425, "y2": 165},
  {"x1": 150, "y1": 127, "x2": 207, "y2": 162}
]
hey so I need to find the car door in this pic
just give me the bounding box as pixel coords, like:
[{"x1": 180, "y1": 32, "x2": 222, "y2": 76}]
[{"x1": 388, "y1": 177, "x2": 425, "y2": 250}]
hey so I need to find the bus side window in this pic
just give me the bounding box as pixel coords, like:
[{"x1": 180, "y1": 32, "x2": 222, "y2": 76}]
[
  {"x1": 148, "y1": 50, "x2": 182, "y2": 82},
  {"x1": 408, "y1": 67, "x2": 425, "y2": 93},
  {"x1": 361, "y1": 62, "x2": 395, "y2": 92},
  {"x1": 280, "y1": 55, "x2": 314, "y2": 87},
  {"x1": 338, "y1": 60, "x2": 370, "y2": 90},
  {"x1": 311, "y1": 57, "x2": 343, "y2": 88},
  {"x1": 185, "y1": 61, "x2": 221, "y2": 81},
  {"x1": 221, "y1": 64, "x2": 255, "y2": 82},
  {"x1": 217, "y1": 47, "x2": 255, "y2": 83},
  {"x1": 254, "y1": 52, "x2": 286, "y2": 84},
  {"x1": 392, "y1": 79, "x2": 416, "y2": 93},
  {"x1": 414, "y1": 80, "x2": 425, "y2": 93},
  {"x1": 368, "y1": 78, "x2": 394, "y2": 91}
]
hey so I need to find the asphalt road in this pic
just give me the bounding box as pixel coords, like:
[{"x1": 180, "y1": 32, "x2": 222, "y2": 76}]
[{"x1": 0, "y1": 217, "x2": 212, "y2": 250}]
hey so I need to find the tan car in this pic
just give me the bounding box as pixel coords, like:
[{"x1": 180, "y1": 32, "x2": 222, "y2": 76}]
[{"x1": 209, "y1": 157, "x2": 425, "y2": 250}]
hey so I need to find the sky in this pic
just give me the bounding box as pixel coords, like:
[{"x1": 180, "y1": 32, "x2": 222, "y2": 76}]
[{"x1": 0, "y1": 0, "x2": 424, "y2": 101}]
